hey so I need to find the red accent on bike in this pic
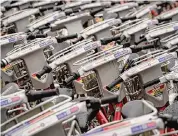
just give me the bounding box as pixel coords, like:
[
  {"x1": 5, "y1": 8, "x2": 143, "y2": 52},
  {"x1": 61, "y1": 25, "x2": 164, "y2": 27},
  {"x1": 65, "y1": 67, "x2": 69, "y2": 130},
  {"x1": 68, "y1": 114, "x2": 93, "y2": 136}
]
[
  {"x1": 96, "y1": 110, "x2": 108, "y2": 125},
  {"x1": 114, "y1": 102, "x2": 123, "y2": 121}
]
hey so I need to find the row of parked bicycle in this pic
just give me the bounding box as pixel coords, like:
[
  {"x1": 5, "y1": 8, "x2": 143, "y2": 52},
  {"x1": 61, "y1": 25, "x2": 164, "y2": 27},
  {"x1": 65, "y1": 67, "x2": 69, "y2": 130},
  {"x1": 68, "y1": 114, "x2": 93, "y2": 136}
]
[{"x1": 0, "y1": 0, "x2": 178, "y2": 136}]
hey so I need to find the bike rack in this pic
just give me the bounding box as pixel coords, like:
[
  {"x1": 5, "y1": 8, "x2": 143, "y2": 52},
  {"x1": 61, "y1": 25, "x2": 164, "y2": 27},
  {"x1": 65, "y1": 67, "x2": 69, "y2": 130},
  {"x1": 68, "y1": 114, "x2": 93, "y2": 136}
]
[
  {"x1": 122, "y1": 51, "x2": 177, "y2": 107},
  {"x1": 1, "y1": 95, "x2": 87, "y2": 136},
  {"x1": 32, "y1": 1, "x2": 59, "y2": 15},
  {"x1": 27, "y1": 11, "x2": 66, "y2": 34},
  {"x1": 0, "y1": 32, "x2": 28, "y2": 83},
  {"x1": 156, "y1": 7, "x2": 178, "y2": 22},
  {"x1": 2, "y1": 9, "x2": 40, "y2": 32},
  {"x1": 48, "y1": 39, "x2": 97, "y2": 73},
  {"x1": 80, "y1": 2, "x2": 111, "y2": 11},
  {"x1": 160, "y1": 33, "x2": 178, "y2": 48},
  {"x1": 73, "y1": 46, "x2": 133, "y2": 99},
  {"x1": 0, "y1": 32, "x2": 27, "y2": 58},
  {"x1": 64, "y1": 0, "x2": 91, "y2": 9},
  {"x1": 126, "y1": 4, "x2": 158, "y2": 19},
  {"x1": 47, "y1": 39, "x2": 104, "y2": 87},
  {"x1": 4, "y1": 37, "x2": 58, "y2": 89},
  {"x1": 104, "y1": 2, "x2": 138, "y2": 18},
  {"x1": 145, "y1": 21, "x2": 178, "y2": 42},
  {"x1": 51, "y1": 12, "x2": 92, "y2": 35},
  {"x1": 80, "y1": 18, "x2": 121, "y2": 41},
  {"x1": 10, "y1": 1, "x2": 33, "y2": 10},
  {"x1": 121, "y1": 18, "x2": 160, "y2": 45}
]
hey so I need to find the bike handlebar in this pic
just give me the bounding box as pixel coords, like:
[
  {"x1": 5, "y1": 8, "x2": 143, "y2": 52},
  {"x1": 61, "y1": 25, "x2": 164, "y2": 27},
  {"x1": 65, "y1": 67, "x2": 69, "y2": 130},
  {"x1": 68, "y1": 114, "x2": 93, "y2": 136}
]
[
  {"x1": 100, "y1": 35, "x2": 120, "y2": 45},
  {"x1": 72, "y1": 36, "x2": 84, "y2": 44},
  {"x1": 131, "y1": 45, "x2": 156, "y2": 53},
  {"x1": 56, "y1": 33, "x2": 78, "y2": 43},
  {"x1": 100, "y1": 95, "x2": 118, "y2": 104},
  {"x1": 27, "y1": 89, "x2": 59, "y2": 102},
  {"x1": 143, "y1": 78, "x2": 160, "y2": 88},
  {"x1": 157, "y1": 18, "x2": 172, "y2": 23},
  {"x1": 36, "y1": 66, "x2": 52, "y2": 79},
  {"x1": 106, "y1": 77, "x2": 123, "y2": 91},
  {"x1": 64, "y1": 72, "x2": 80, "y2": 86},
  {"x1": 27, "y1": 34, "x2": 47, "y2": 40},
  {"x1": 90, "y1": 8, "x2": 103, "y2": 17},
  {"x1": 134, "y1": 37, "x2": 147, "y2": 45},
  {"x1": 120, "y1": 16, "x2": 137, "y2": 22},
  {"x1": 39, "y1": 7, "x2": 54, "y2": 12}
]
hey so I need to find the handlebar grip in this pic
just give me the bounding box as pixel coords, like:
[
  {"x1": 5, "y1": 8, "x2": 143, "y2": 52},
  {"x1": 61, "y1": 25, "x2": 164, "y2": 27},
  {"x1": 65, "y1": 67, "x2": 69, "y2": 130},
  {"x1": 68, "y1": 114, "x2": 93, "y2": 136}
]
[
  {"x1": 36, "y1": 66, "x2": 52, "y2": 79},
  {"x1": 157, "y1": 18, "x2": 172, "y2": 23},
  {"x1": 39, "y1": 7, "x2": 53, "y2": 12},
  {"x1": 72, "y1": 36, "x2": 84, "y2": 44},
  {"x1": 90, "y1": 8, "x2": 103, "y2": 17},
  {"x1": 64, "y1": 8, "x2": 78, "y2": 15},
  {"x1": 38, "y1": 25, "x2": 50, "y2": 30},
  {"x1": 138, "y1": 1, "x2": 150, "y2": 6},
  {"x1": 4, "y1": 5, "x2": 18, "y2": 11},
  {"x1": 101, "y1": 95, "x2": 118, "y2": 104},
  {"x1": 106, "y1": 77, "x2": 123, "y2": 91},
  {"x1": 56, "y1": 34, "x2": 78, "y2": 43},
  {"x1": 27, "y1": 34, "x2": 47, "y2": 40},
  {"x1": 156, "y1": 2, "x2": 169, "y2": 7},
  {"x1": 120, "y1": 16, "x2": 137, "y2": 22},
  {"x1": 53, "y1": 6, "x2": 62, "y2": 11},
  {"x1": 134, "y1": 37, "x2": 147, "y2": 45},
  {"x1": 27, "y1": 89, "x2": 59, "y2": 102},
  {"x1": 64, "y1": 73, "x2": 80, "y2": 86},
  {"x1": 35, "y1": 34, "x2": 47, "y2": 38},
  {"x1": 131, "y1": 45, "x2": 156, "y2": 53},
  {"x1": 100, "y1": 35, "x2": 120, "y2": 45},
  {"x1": 143, "y1": 78, "x2": 160, "y2": 88},
  {"x1": 123, "y1": 43, "x2": 131, "y2": 48}
]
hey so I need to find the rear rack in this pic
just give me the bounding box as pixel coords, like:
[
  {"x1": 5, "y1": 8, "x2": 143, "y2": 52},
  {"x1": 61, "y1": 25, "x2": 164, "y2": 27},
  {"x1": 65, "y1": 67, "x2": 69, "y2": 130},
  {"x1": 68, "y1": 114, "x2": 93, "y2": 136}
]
[
  {"x1": 73, "y1": 45, "x2": 123, "y2": 66},
  {"x1": 47, "y1": 39, "x2": 93, "y2": 62}
]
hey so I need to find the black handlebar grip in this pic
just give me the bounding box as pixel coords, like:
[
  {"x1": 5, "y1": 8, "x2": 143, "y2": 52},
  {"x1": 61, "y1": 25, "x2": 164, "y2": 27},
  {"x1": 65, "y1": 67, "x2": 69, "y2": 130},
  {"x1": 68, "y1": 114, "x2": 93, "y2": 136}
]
[
  {"x1": 53, "y1": 6, "x2": 62, "y2": 11},
  {"x1": 106, "y1": 77, "x2": 123, "y2": 91},
  {"x1": 39, "y1": 7, "x2": 53, "y2": 12},
  {"x1": 100, "y1": 35, "x2": 120, "y2": 45},
  {"x1": 101, "y1": 95, "x2": 118, "y2": 104},
  {"x1": 38, "y1": 25, "x2": 50, "y2": 31},
  {"x1": 27, "y1": 89, "x2": 59, "y2": 102},
  {"x1": 72, "y1": 36, "x2": 84, "y2": 44},
  {"x1": 157, "y1": 18, "x2": 172, "y2": 23},
  {"x1": 90, "y1": 8, "x2": 103, "y2": 17},
  {"x1": 143, "y1": 78, "x2": 160, "y2": 89},
  {"x1": 134, "y1": 37, "x2": 147, "y2": 45},
  {"x1": 36, "y1": 66, "x2": 52, "y2": 79},
  {"x1": 120, "y1": 16, "x2": 137, "y2": 22},
  {"x1": 1, "y1": 59, "x2": 8, "y2": 68},
  {"x1": 56, "y1": 34, "x2": 78, "y2": 43},
  {"x1": 1, "y1": 61, "x2": 6, "y2": 68},
  {"x1": 35, "y1": 34, "x2": 47, "y2": 38},
  {"x1": 138, "y1": 1, "x2": 150, "y2": 6},
  {"x1": 156, "y1": 2, "x2": 169, "y2": 7},
  {"x1": 131, "y1": 45, "x2": 156, "y2": 53},
  {"x1": 27, "y1": 34, "x2": 47, "y2": 40},
  {"x1": 123, "y1": 43, "x2": 131, "y2": 48},
  {"x1": 64, "y1": 8, "x2": 73, "y2": 15},
  {"x1": 4, "y1": 5, "x2": 18, "y2": 11},
  {"x1": 64, "y1": 73, "x2": 80, "y2": 86}
]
